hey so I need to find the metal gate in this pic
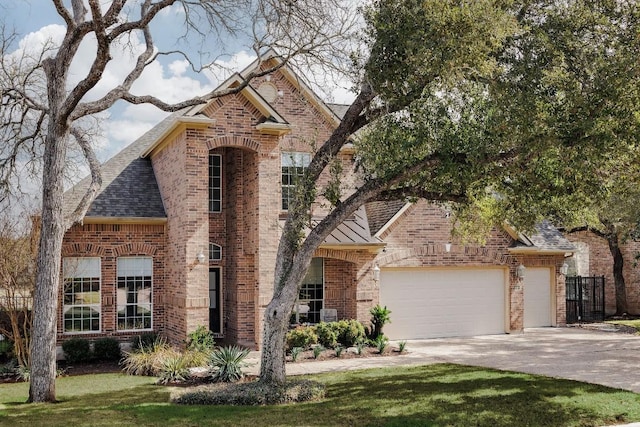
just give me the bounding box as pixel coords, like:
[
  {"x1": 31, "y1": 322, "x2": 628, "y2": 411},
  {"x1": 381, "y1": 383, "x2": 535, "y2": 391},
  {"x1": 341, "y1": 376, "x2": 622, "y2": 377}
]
[{"x1": 565, "y1": 276, "x2": 605, "y2": 323}]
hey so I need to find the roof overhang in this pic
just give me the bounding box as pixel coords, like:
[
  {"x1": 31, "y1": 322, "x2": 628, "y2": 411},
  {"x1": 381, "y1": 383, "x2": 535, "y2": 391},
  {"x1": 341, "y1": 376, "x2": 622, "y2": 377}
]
[
  {"x1": 319, "y1": 242, "x2": 386, "y2": 254},
  {"x1": 507, "y1": 247, "x2": 574, "y2": 256},
  {"x1": 256, "y1": 122, "x2": 292, "y2": 135},
  {"x1": 374, "y1": 203, "x2": 412, "y2": 239},
  {"x1": 81, "y1": 217, "x2": 167, "y2": 225},
  {"x1": 141, "y1": 116, "x2": 216, "y2": 158}
]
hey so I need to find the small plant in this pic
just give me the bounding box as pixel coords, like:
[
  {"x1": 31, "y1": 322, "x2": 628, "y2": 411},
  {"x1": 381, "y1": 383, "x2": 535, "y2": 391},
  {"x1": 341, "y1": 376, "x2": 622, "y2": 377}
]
[
  {"x1": 286, "y1": 325, "x2": 318, "y2": 350},
  {"x1": 93, "y1": 338, "x2": 121, "y2": 361},
  {"x1": 62, "y1": 337, "x2": 92, "y2": 363},
  {"x1": 186, "y1": 325, "x2": 215, "y2": 352},
  {"x1": 17, "y1": 365, "x2": 30, "y2": 382},
  {"x1": 312, "y1": 345, "x2": 325, "y2": 360},
  {"x1": 356, "y1": 341, "x2": 366, "y2": 355},
  {"x1": 369, "y1": 305, "x2": 392, "y2": 340},
  {"x1": 314, "y1": 322, "x2": 338, "y2": 348},
  {"x1": 157, "y1": 355, "x2": 191, "y2": 385},
  {"x1": 290, "y1": 346, "x2": 303, "y2": 362},
  {"x1": 398, "y1": 340, "x2": 407, "y2": 353},
  {"x1": 131, "y1": 332, "x2": 159, "y2": 351},
  {"x1": 374, "y1": 335, "x2": 388, "y2": 354},
  {"x1": 335, "y1": 345, "x2": 344, "y2": 358},
  {"x1": 209, "y1": 345, "x2": 251, "y2": 383},
  {"x1": 121, "y1": 336, "x2": 172, "y2": 376}
]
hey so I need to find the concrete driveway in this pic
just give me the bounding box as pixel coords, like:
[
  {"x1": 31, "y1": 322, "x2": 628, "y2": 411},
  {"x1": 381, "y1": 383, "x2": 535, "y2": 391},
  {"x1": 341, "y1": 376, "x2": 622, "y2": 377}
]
[
  {"x1": 248, "y1": 327, "x2": 640, "y2": 393},
  {"x1": 402, "y1": 327, "x2": 640, "y2": 393}
]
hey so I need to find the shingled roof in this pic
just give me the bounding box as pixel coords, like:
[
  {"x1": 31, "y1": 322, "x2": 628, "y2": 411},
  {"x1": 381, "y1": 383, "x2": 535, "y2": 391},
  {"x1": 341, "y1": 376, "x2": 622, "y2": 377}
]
[
  {"x1": 63, "y1": 111, "x2": 187, "y2": 220},
  {"x1": 510, "y1": 220, "x2": 576, "y2": 253}
]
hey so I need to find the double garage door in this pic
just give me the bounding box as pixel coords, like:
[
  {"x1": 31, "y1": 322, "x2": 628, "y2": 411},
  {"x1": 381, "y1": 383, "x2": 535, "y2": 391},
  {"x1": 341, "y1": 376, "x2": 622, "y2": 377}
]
[{"x1": 380, "y1": 267, "x2": 552, "y2": 340}]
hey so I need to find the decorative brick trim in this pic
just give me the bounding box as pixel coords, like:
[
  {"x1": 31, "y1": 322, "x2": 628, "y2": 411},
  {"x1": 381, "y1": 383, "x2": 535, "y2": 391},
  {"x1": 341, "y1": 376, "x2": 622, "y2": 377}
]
[
  {"x1": 315, "y1": 248, "x2": 361, "y2": 263},
  {"x1": 376, "y1": 245, "x2": 516, "y2": 267},
  {"x1": 113, "y1": 243, "x2": 157, "y2": 256},
  {"x1": 206, "y1": 136, "x2": 260, "y2": 152},
  {"x1": 61, "y1": 243, "x2": 106, "y2": 257}
]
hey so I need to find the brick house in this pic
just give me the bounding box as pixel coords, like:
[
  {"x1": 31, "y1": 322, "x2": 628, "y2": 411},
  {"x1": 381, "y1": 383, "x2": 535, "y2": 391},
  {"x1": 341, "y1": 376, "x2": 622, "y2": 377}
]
[
  {"x1": 61, "y1": 51, "x2": 575, "y2": 351},
  {"x1": 564, "y1": 230, "x2": 640, "y2": 315}
]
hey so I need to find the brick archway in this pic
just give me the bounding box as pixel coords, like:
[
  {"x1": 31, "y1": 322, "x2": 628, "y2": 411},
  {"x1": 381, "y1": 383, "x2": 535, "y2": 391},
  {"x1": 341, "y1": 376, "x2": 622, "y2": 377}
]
[{"x1": 206, "y1": 136, "x2": 260, "y2": 152}]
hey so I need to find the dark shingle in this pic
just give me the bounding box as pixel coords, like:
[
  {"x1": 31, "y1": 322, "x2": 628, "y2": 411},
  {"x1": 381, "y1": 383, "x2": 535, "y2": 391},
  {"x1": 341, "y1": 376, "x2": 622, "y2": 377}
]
[
  {"x1": 63, "y1": 111, "x2": 186, "y2": 220},
  {"x1": 365, "y1": 200, "x2": 407, "y2": 235}
]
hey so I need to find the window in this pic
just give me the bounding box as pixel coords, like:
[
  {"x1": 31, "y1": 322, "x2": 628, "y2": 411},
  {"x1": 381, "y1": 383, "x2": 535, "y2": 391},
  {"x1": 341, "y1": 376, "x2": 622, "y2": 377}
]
[
  {"x1": 297, "y1": 257, "x2": 324, "y2": 324},
  {"x1": 281, "y1": 152, "x2": 311, "y2": 210},
  {"x1": 209, "y1": 153, "x2": 222, "y2": 212},
  {"x1": 117, "y1": 257, "x2": 153, "y2": 331},
  {"x1": 63, "y1": 257, "x2": 101, "y2": 333},
  {"x1": 209, "y1": 243, "x2": 222, "y2": 261}
]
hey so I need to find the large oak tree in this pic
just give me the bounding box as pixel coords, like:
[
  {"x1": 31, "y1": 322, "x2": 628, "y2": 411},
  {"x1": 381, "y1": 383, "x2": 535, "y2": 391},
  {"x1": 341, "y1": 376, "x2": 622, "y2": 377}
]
[
  {"x1": 0, "y1": 0, "x2": 357, "y2": 403},
  {"x1": 259, "y1": 0, "x2": 640, "y2": 384}
]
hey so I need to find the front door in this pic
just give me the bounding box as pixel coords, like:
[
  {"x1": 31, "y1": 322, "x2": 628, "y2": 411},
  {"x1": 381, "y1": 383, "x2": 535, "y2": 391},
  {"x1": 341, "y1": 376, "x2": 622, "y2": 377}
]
[{"x1": 209, "y1": 268, "x2": 221, "y2": 334}]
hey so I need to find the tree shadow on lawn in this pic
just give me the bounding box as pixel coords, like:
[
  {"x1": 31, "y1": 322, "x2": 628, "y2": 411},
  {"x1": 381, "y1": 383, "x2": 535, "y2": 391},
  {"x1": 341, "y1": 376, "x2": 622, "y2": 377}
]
[
  {"x1": 317, "y1": 363, "x2": 638, "y2": 427},
  {"x1": 3, "y1": 364, "x2": 638, "y2": 427}
]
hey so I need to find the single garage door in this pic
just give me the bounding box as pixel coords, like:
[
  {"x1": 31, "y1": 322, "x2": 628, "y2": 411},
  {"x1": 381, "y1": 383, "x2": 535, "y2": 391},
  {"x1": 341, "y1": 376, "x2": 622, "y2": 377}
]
[
  {"x1": 380, "y1": 268, "x2": 506, "y2": 340},
  {"x1": 524, "y1": 267, "x2": 552, "y2": 327}
]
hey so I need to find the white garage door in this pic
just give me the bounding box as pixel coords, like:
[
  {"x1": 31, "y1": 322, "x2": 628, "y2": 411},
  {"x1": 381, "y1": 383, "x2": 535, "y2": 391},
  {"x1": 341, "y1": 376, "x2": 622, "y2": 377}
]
[
  {"x1": 380, "y1": 269, "x2": 506, "y2": 340},
  {"x1": 524, "y1": 267, "x2": 552, "y2": 327}
]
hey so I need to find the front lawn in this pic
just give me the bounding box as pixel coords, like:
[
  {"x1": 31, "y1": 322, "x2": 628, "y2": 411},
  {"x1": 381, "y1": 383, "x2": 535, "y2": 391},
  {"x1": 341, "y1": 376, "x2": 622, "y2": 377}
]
[{"x1": 1, "y1": 364, "x2": 640, "y2": 426}]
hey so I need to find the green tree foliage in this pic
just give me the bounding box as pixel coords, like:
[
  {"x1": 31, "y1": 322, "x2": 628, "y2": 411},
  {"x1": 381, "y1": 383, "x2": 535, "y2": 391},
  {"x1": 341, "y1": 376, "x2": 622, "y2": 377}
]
[{"x1": 261, "y1": 0, "x2": 640, "y2": 383}]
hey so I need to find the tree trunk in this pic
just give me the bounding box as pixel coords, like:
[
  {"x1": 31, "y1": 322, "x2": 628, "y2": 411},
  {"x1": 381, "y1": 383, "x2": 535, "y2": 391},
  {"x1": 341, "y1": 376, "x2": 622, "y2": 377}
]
[
  {"x1": 607, "y1": 231, "x2": 628, "y2": 315},
  {"x1": 259, "y1": 297, "x2": 293, "y2": 384},
  {"x1": 28, "y1": 112, "x2": 68, "y2": 402}
]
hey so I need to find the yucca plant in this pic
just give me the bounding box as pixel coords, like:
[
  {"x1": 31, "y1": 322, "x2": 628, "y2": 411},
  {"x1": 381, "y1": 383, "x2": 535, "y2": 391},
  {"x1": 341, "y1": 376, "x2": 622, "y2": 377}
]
[
  {"x1": 312, "y1": 345, "x2": 324, "y2": 359},
  {"x1": 157, "y1": 355, "x2": 191, "y2": 384},
  {"x1": 208, "y1": 345, "x2": 251, "y2": 383}
]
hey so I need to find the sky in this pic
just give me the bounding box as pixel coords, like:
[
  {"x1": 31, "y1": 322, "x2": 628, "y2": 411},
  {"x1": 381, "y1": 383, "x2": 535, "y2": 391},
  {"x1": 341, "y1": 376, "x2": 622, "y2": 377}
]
[{"x1": 2, "y1": 0, "x2": 356, "y2": 167}]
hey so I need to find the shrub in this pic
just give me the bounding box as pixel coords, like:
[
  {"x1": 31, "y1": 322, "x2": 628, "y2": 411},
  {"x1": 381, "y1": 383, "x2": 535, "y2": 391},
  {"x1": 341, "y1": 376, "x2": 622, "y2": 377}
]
[
  {"x1": 286, "y1": 326, "x2": 318, "y2": 350},
  {"x1": 62, "y1": 338, "x2": 92, "y2": 363},
  {"x1": 93, "y1": 338, "x2": 121, "y2": 361},
  {"x1": 369, "y1": 305, "x2": 392, "y2": 340},
  {"x1": 131, "y1": 332, "x2": 159, "y2": 351},
  {"x1": 356, "y1": 341, "x2": 366, "y2": 355},
  {"x1": 209, "y1": 346, "x2": 251, "y2": 383},
  {"x1": 335, "y1": 345, "x2": 344, "y2": 358},
  {"x1": 398, "y1": 340, "x2": 407, "y2": 353},
  {"x1": 186, "y1": 325, "x2": 215, "y2": 352},
  {"x1": 172, "y1": 379, "x2": 326, "y2": 405},
  {"x1": 0, "y1": 340, "x2": 13, "y2": 361},
  {"x1": 157, "y1": 355, "x2": 191, "y2": 385},
  {"x1": 335, "y1": 319, "x2": 366, "y2": 347},
  {"x1": 314, "y1": 322, "x2": 338, "y2": 348}
]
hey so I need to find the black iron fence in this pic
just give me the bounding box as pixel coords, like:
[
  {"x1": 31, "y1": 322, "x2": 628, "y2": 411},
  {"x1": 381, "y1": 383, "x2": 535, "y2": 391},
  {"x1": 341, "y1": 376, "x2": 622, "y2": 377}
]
[{"x1": 565, "y1": 276, "x2": 605, "y2": 323}]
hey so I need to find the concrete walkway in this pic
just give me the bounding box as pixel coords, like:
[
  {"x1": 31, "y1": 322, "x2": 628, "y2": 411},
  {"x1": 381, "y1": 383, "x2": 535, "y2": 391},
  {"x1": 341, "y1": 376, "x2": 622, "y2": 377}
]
[{"x1": 246, "y1": 327, "x2": 640, "y2": 393}]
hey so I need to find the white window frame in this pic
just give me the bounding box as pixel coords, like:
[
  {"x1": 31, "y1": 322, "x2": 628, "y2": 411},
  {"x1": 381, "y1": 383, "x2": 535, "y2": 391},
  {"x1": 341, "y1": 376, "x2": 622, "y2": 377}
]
[
  {"x1": 63, "y1": 257, "x2": 101, "y2": 334},
  {"x1": 209, "y1": 153, "x2": 222, "y2": 212},
  {"x1": 209, "y1": 243, "x2": 222, "y2": 262},
  {"x1": 281, "y1": 152, "x2": 311, "y2": 210},
  {"x1": 117, "y1": 257, "x2": 153, "y2": 331}
]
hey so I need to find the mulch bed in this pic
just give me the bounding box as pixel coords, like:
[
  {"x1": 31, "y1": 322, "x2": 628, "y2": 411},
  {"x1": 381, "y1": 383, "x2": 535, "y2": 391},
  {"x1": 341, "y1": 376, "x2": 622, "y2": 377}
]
[{"x1": 286, "y1": 346, "x2": 402, "y2": 363}]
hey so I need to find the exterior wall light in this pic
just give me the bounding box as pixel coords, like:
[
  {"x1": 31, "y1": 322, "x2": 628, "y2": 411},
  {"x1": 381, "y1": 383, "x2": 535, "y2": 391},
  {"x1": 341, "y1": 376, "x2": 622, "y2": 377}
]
[
  {"x1": 559, "y1": 263, "x2": 569, "y2": 276},
  {"x1": 373, "y1": 264, "x2": 381, "y2": 283},
  {"x1": 445, "y1": 243, "x2": 452, "y2": 253},
  {"x1": 196, "y1": 251, "x2": 206, "y2": 264},
  {"x1": 516, "y1": 264, "x2": 526, "y2": 279}
]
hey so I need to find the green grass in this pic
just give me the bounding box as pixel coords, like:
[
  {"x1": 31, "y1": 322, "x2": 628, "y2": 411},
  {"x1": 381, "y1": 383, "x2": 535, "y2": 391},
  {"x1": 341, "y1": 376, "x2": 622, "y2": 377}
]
[
  {"x1": 2, "y1": 364, "x2": 640, "y2": 426},
  {"x1": 606, "y1": 319, "x2": 640, "y2": 332}
]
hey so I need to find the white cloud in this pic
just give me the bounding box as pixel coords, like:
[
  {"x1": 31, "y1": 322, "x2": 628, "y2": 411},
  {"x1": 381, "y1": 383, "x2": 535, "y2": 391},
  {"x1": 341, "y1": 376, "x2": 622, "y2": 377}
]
[
  {"x1": 169, "y1": 59, "x2": 190, "y2": 76},
  {"x1": 203, "y1": 51, "x2": 257, "y2": 87}
]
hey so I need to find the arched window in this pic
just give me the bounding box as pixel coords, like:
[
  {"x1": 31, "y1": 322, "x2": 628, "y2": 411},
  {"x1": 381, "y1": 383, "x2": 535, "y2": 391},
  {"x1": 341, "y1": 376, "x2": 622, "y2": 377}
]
[{"x1": 209, "y1": 243, "x2": 222, "y2": 261}]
